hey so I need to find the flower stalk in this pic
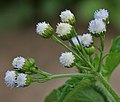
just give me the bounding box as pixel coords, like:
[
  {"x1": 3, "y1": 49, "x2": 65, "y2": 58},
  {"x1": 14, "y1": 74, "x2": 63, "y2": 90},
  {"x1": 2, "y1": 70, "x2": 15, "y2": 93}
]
[{"x1": 4, "y1": 8, "x2": 120, "y2": 102}]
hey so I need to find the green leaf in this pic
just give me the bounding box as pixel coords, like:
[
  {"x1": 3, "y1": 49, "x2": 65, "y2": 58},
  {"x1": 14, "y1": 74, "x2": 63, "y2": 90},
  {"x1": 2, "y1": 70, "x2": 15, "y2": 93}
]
[
  {"x1": 102, "y1": 52, "x2": 120, "y2": 80},
  {"x1": 102, "y1": 36, "x2": 120, "y2": 80},
  {"x1": 110, "y1": 36, "x2": 120, "y2": 53},
  {"x1": 45, "y1": 78, "x2": 108, "y2": 102},
  {"x1": 44, "y1": 85, "x2": 65, "y2": 102},
  {"x1": 44, "y1": 77, "x2": 82, "y2": 102},
  {"x1": 63, "y1": 79, "x2": 106, "y2": 102}
]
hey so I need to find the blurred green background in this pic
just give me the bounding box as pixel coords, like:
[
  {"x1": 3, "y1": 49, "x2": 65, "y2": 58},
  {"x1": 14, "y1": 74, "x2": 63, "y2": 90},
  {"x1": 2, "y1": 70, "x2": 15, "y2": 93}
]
[
  {"x1": 0, "y1": 0, "x2": 120, "y2": 102},
  {"x1": 0, "y1": 0, "x2": 120, "y2": 32}
]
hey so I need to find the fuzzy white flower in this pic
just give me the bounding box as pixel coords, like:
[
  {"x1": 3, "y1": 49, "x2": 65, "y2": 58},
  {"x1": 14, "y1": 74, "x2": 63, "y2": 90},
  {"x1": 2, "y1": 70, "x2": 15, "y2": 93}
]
[
  {"x1": 12, "y1": 56, "x2": 25, "y2": 70},
  {"x1": 4, "y1": 70, "x2": 16, "y2": 87},
  {"x1": 36, "y1": 22, "x2": 49, "y2": 35},
  {"x1": 60, "y1": 10, "x2": 74, "y2": 22},
  {"x1": 81, "y1": 34, "x2": 93, "y2": 47},
  {"x1": 88, "y1": 19, "x2": 106, "y2": 34},
  {"x1": 16, "y1": 73, "x2": 27, "y2": 87},
  {"x1": 71, "y1": 35, "x2": 81, "y2": 46},
  {"x1": 94, "y1": 9, "x2": 109, "y2": 20},
  {"x1": 56, "y1": 23, "x2": 72, "y2": 37},
  {"x1": 59, "y1": 52, "x2": 75, "y2": 67}
]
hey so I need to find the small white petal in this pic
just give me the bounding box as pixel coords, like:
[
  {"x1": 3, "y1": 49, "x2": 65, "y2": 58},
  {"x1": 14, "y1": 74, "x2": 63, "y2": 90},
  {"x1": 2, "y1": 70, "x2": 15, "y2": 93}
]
[
  {"x1": 60, "y1": 10, "x2": 74, "y2": 22},
  {"x1": 12, "y1": 56, "x2": 25, "y2": 70},
  {"x1": 88, "y1": 19, "x2": 106, "y2": 34},
  {"x1": 56, "y1": 23, "x2": 72, "y2": 37},
  {"x1": 59, "y1": 52, "x2": 75, "y2": 67},
  {"x1": 36, "y1": 22, "x2": 49, "y2": 35},
  {"x1": 16, "y1": 73, "x2": 27, "y2": 87},
  {"x1": 94, "y1": 9, "x2": 109, "y2": 20},
  {"x1": 71, "y1": 35, "x2": 82, "y2": 46},
  {"x1": 4, "y1": 70, "x2": 16, "y2": 87},
  {"x1": 81, "y1": 34, "x2": 93, "y2": 47}
]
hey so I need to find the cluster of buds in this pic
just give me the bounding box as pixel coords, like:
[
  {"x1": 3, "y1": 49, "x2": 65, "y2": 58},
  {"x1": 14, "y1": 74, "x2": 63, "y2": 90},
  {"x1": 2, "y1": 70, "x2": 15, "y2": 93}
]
[
  {"x1": 4, "y1": 56, "x2": 40, "y2": 87},
  {"x1": 36, "y1": 9, "x2": 109, "y2": 68},
  {"x1": 5, "y1": 8, "x2": 109, "y2": 88}
]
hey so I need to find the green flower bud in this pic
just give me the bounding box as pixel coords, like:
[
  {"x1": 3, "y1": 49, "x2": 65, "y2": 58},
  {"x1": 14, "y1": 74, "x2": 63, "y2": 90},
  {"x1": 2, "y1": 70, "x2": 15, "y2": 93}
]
[
  {"x1": 85, "y1": 46, "x2": 95, "y2": 55},
  {"x1": 12, "y1": 57, "x2": 37, "y2": 73},
  {"x1": 60, "y1": 10, "x2": 76, "y2": 25},
  {"x1": 16, "y1": 73, "x2": 31, "y2": 87},
  {"x1": 56, "y1": 23, "x2": 74, "y2": 40},
  {"x1": 36, "y1": 22, "x2": 54, "y2": 38}
]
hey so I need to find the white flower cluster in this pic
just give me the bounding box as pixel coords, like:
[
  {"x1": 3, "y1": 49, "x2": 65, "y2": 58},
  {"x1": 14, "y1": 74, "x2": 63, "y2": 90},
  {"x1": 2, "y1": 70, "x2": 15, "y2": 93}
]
[
  {"x1": 16, "y1": 73, "x2": 27, "y2": 87},
  {"x1": 36, "y1": 22, "x2": 49, "y2": 35},
  {"x1": 60, "y1": 10, "x2": 74, "y2": 22},
  {"x1": 71, "y1": 34, "x2": 93, "y2": 47},
  {"x1": 56, "y1": 23, "x2": 72, "y2": 37},
  {"x1": 81, "y1": 34, "x2": 93, "y2": 47},
  {"x1": 88, "y1": 9, "x2": 109, "y2": 34},
  {"x1": 4, "y1": 71, "x2": 16, "y2": 87},
  {"x1": 12, "y1": 56, "x2": 25, "y2": 70},
  {"x1": 59, "y1": 52, "x2": 75, "y2": 67},
  {"x1": 88, "y1": 19, "x2": 106, "y2": 34},
  {"x1": 4, "y1": 71, "x2": 27, "y2": 87},
  {"x1": 94, "y1": 9, "x2": 109, "y2": 20}
]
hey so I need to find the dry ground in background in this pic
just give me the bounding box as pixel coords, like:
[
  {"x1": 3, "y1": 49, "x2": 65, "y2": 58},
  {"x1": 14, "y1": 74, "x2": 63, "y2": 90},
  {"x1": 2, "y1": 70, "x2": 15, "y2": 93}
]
[{"x1": 0, "y1": 28, "x2": 120, "y2": 102}]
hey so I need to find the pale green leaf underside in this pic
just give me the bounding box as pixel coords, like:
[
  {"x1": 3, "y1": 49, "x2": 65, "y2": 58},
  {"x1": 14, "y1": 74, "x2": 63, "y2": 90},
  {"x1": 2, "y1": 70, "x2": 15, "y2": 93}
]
[
  {"x1": 45, "y1": 79, "x2": 106, "y2": 102},
  {"x1": 103, "y1": 36, "x2": 120, "y2": 80},
  {"x1": 102, "y1": 52, "x2": 120, "y2": 80}
]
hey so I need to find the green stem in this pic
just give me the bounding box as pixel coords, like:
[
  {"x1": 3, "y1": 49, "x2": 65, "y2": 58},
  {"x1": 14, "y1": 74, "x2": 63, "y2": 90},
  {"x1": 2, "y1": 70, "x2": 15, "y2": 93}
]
[
  {"x1": 98, "y1": 52, "x2": 103, "y2": 72},
  {"x1": 49, "y1": 73, "x2": 94, "y2": 79},
  {"x1": 98, "y1": 35, "x2": 105, "y2": 72},
  {"x1": 89, "y1": 55, "x2": 93, "y2": 63},
  {"x1": 51, "y1": 35, "x2": 95, "y2": 70},
  {"x1": 74, "y1": 30, "x2": 88, "y2": 60},
  {"x1": 75, "y1": 63, "x2": 91, "y2": 70},
  {"x1": 30, "y1": 68, "x2": 51, "y2": 76},
  {"x1": 32, "y1": 73, "x2": 94, "y2": 83},
  {"x1": 69, "y1": 39, "x2": 80, "y2": 54},
  {"x1": 96, "y1": 72, "x2": 120, "y2": 102},
  {"x1": 51, "y1": 35, "x2": 83, "y2": 61}
]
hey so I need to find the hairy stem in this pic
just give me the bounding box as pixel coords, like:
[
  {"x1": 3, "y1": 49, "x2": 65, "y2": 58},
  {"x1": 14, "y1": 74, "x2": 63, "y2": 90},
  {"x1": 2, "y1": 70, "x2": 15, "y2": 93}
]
[
  {"x1": 74, "y1": 30, "x2": 88, "y2": 60},
  {"x1": 96, "y1": 72, "x2": 120, "y2": 102},
  {"x1": 98, "y1": 34, "x2": 105, "y2": 72},
  {"x1": 49, "y1": 73, "x2": 94, "y2": 79},
  {"x1": 51, "y1": 35, "x2": 83, "y2": 61},
  {"x1": 31, "y1": 73, "x2": 94, "y2": 83}
]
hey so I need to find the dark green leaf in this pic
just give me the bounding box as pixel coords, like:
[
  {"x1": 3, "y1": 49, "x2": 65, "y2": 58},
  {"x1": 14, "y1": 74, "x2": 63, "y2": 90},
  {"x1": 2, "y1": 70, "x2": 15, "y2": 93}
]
[
  {"x1": 45, "y1": 78, "x2": 107, "y2": 102},
  {"x1": 44, "y1": 77, "x2": 82, "y2": 102},
  {"x1": 63, "y1": 79, "x2": 106, "y2": 102},
  {"x1": 44, "y1": 85, "x2": 65, "y2": 102}
]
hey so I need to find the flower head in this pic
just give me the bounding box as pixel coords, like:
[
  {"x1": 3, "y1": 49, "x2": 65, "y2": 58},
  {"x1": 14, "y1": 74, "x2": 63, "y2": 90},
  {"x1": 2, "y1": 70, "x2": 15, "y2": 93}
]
[
  {"x1": 71, "y1": 35, "x2": 81, "y2": 46},
  {"x1": 59, "y1": 52, "x2": 75, "y2": 67},
  {"x1": 16, "y1": 73, "x2": 27, "y2": 87},
  {"x1": 88, "y1": 19, "x2": 106, "y2": 34},
  {"x1": 4, "y1": 70, "x2": 16, "y2": 87},
  {"x1": 94, "y1": 9, "x2": 109, "y2": 20},
  {"x1": 81, "y1": 34, "x2": 93, "y2": 47},
  {"x1": 12, "y1": 56, "x2": 25, "y2": 70},
  {"x1": 36, "y1": 22, "x2": 53, "y2": 38},
  {"x1": 60, "y1": 10, "x2": 75, "y2": 25},
  {"x1": 56, "y1": 23, "x2": 73, "y2": 40}
]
